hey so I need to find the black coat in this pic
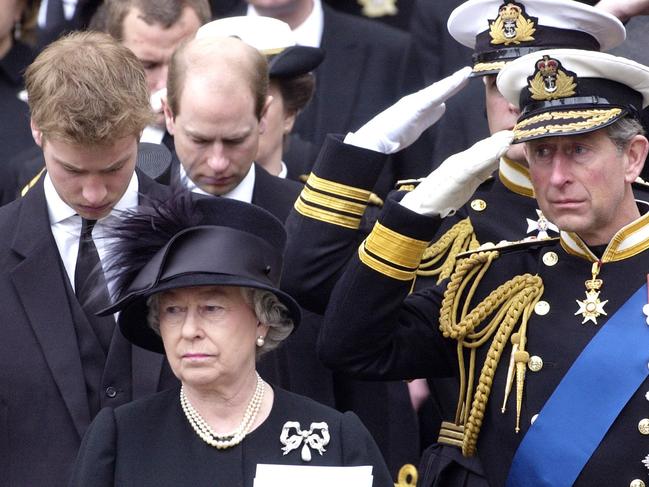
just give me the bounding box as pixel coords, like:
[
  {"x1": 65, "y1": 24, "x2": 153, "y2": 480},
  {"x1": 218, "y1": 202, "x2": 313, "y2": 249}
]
[
  {"x1": 0, "y1": 41, "x2": 36, "y2": 167},
  {"x1": 69, "y1": 387, "x2": 393, "y2": 486},
  {"x1": 0, "y1": 173, "x2": 178, "y2": 486}
]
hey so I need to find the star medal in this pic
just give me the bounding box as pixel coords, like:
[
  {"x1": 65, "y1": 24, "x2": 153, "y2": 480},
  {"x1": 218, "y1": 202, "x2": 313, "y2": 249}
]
[
  {"x1": 575, "y1": 261, "x2": 607, "y2": 325},
  {"x1": 526, "y1": 209, "x2": 558, "y2": 239}
]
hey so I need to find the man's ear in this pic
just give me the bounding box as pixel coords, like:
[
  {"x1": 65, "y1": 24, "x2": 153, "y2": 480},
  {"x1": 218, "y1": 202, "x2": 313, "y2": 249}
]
[
  {"x1": 258, "y1": 95, "x2": 273, "y2": 135},
  {"x1": 163, "y1": 98, "x2": 176, "y2": 136},
  {"x1": 624, "y1": 134, "x2": 649, "y2": 183},
  {"x1": 30, "y1": 119, "x2": 43, "y2": 147},
  {"x1": 283, "y1": 109, "x2": 297, "y2": 135}
]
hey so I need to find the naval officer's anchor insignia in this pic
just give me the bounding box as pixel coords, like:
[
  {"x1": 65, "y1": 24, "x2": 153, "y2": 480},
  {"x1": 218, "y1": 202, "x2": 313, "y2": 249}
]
[{"x1": 575, "y1": 261, "x2": 608, "y2": 324}]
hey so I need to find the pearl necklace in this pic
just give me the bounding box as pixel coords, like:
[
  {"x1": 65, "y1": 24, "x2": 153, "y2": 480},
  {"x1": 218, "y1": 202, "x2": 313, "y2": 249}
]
[{"x1": 180, "y1": 373, "x2": 265, "y2": 449}]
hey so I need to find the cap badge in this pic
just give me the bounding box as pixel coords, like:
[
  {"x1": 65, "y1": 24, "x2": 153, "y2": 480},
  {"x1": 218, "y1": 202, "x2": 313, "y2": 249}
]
[
  {"x1": 489, "y1": 2, "x2": 536, "y2": 45},
  {"x1": 528, "y1": 55, "x2": 577, "y2": 101},
  {"x1": 358, "y1": 0, "x2": 398, "y2": 18}
]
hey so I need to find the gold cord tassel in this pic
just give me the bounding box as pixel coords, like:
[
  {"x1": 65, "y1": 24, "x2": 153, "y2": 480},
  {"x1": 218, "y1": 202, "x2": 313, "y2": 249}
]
[
  {"x1": 439, "y1": 250, "x2": 544, "y2": 456},
  {"x1": 418, "y1": 218, "x2": 479, "y2": 283}
]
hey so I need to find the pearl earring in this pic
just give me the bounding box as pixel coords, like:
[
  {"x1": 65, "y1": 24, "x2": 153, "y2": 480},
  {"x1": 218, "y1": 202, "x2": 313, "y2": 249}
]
[{"x1": 256, "y1": 335, "x2": 265, "y2": 347}]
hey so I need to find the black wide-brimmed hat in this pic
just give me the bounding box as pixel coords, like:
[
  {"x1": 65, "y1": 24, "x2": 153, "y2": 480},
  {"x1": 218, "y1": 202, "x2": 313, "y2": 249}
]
[
  {"x1": 497, "y1": 49, "x2": 649, "y2": 143},
  {"x1": 100, "y1": 192, "x2": 301, "y2": 354},
  {"x1": 448, "y1": 0, "x2": 625, "y2": 76},
  {"x1": 195, "y1": 16, "x2": 324, "y2": 78}
]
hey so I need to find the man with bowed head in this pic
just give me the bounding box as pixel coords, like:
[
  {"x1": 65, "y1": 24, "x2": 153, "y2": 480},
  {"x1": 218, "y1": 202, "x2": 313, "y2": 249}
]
[{"x1": 0, "y1": 31, "x2": 178, "y2": 486}]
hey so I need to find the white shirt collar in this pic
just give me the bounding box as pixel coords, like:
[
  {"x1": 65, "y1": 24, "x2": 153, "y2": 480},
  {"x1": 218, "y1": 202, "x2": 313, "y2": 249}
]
[
  {"x1": 140, "y1": 125, "x2": 166, "y2": 145},
  {"x1": 38, "y1": 0, "x2": 77, "y2": 27},
  {"x1": 278, "y1": 161, "x2": 288, "y2": 179},
  {"x1": 180, "y1": 162, "x2": 256, "y2": 204},
  {"x1": 247, "y1": 0, "x2": 324, "y2": 48},
  {"x1": 44, "y1": 170, "x2": 139, "y2": 292}
]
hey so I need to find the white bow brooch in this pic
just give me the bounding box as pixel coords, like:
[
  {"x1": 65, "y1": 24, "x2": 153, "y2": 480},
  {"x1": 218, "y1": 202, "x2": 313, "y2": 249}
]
[{"x1": 280, "y1": 421, "x2": 330, "y2": 462}]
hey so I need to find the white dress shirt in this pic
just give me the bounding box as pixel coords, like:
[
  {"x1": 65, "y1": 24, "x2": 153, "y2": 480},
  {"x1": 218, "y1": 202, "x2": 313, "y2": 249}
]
[
  {"x1": 38, "y1": 0, "x2": 77, "y2": 26},
  {"x1": 247, "y1": 0, "x2": 324, "y2": 48},
  {"x1": 44, "y1": 172, "x2": 140, "y2": 294}
]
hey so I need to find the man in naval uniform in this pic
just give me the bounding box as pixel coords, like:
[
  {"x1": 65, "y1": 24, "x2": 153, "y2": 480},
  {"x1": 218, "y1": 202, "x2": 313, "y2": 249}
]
[
  {"x1": 0, "y1": 32, "x2": 178, "y2": 486},
  {"x1": 282, "y1": 0, "x2": 627, "y2": 465},
  {"x1": 318, "y1": 47, "x2": 649, "y2": 487}
]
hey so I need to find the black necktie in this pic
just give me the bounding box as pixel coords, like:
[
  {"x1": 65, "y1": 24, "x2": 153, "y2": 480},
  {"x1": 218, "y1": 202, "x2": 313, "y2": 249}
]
[
  {"x1": 45, "y1": 0, "x2": 66, "y2": 31},
  {"x1": 75, "y1": 218, "x2": 114, "y2": 353}
]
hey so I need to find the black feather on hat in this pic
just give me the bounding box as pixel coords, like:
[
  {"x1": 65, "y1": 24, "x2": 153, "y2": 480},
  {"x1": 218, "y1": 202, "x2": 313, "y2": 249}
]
[{"x1": 99, "y1": 187, "x2": 301, "y2": 353}]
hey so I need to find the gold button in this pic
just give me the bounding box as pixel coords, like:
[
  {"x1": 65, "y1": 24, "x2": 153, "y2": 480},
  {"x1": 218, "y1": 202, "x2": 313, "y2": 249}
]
[
  {"x1": 542, "y1": 252, "x2": 558, "y2": 266},
  {"x1": 471, "y1": 199, "x2": 487, "y2": 212},
  {"x1": 639, "y1": 419, "x2": 649, "y2": 435},
  {"x1": 534, "y1": 301, "x2": 550, "y2": 316},
  {"x1": 528, "y1": 356, "x2": 543, "y2": 372},
  {"x1": 530, "y1": 414, "x2": 538, "y2": 425},
  {"x1": 630, "y1": 480, "x2": 645, "y2": 487}
]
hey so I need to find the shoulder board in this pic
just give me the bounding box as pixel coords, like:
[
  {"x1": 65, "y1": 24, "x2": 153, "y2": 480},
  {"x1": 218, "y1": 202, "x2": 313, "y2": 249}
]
[{"x1": 456, "y1": 236, "x2": 559, "y2": 259}]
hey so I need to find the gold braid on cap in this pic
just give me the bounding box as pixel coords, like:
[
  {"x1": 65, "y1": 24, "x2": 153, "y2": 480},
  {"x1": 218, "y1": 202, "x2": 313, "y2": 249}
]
[
  {"x1": 438, "y1": 250, "x2": 544, "y2": 456},
  {"x1": 417, "y1": 218, "x2": 480, "y2": 284}
]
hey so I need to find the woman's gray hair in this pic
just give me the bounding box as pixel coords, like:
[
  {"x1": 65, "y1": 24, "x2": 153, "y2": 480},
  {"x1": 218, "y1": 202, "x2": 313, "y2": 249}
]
[
  {"x1": 606, "y1": 115, "x2": 646, "y2": 153},
  {"x1": 146, "y1": 287, "x2": 294, "y2": 359}
]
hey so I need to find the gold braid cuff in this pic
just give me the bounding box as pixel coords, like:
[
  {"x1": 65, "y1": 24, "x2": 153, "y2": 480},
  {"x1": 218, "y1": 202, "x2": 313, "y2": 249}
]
[
  {"x1": 438, "y1": 251, "x2": 544, "y2": 456},
  {"x1": 358, "y1": 222, "x2": 429, "y2": 281},
  {"x1": 417, "y1": 218, "x2": 479, "y2": 284},
  {"x1": 294, "y1": 173, "x2": 372, "y2": 229}
]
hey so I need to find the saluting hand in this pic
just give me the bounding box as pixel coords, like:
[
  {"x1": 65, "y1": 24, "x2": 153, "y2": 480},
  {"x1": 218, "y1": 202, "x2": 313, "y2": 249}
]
[
  {"x1": 344, "y1": 66, "x2": 473, "y2": 154},
  {"x1": 399, "y1": 130, "x2": 514, "y2": 217}
]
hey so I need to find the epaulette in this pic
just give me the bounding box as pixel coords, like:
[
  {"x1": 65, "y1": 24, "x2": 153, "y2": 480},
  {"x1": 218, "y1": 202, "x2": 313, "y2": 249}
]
[
  {"x1": 437, "y1": 241, "x2": 546, "y2": 456},
  {"x1": 417, "y1": 218, "x2": 479, "y2": 284},
  {"x1": 20, "y1": 167, "x2": 46, "y2": 197},
  {"x1": 456, "y1": 235, "x2": 559, "y2": 259}
]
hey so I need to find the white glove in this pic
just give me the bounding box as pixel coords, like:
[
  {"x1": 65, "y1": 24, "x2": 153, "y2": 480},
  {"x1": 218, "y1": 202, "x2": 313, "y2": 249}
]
[
  {"x1": 400, "y1": 130, "x2": 514, "y2": 217},
  {"x1": 344, "y1": 66, "x2": 473, "y2": 154}
]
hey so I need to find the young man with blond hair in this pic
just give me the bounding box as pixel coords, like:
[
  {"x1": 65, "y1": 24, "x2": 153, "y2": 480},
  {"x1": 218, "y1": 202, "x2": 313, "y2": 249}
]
[{"x1": 0, "y1": 31, "x2": 177, "y2": 486}]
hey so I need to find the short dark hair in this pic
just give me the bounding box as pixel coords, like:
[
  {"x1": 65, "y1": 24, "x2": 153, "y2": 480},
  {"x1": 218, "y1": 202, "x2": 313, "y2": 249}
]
[
  {"x1": 101, "y1": 0, "x2": 211, "y2": 40},
  {"x1": 272, "y1": 73, "x2": 316, "y2": 115}
]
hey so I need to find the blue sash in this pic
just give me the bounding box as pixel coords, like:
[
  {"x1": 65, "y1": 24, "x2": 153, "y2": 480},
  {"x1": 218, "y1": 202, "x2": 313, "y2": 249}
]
[{"x1": 506, "y1": 284, "x2": 649, "y2": 487}]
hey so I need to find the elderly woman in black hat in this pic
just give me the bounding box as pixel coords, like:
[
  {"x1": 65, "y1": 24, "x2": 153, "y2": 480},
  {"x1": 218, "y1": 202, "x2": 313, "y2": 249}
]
[
  {"x1": 68, "y1": 193, "x2": 392, "y2": 486},
  {"x1": 195, "y1": 16, "x2": 323, "y2": 180}
]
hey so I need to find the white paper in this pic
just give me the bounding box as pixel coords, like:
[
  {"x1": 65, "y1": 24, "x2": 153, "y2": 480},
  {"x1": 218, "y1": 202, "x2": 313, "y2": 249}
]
[{"x1": 254, "y1": 464, "x2": 374, "y2": 487}]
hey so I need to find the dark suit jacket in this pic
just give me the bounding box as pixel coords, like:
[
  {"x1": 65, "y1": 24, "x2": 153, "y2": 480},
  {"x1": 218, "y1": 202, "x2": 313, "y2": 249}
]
[
  {"x1": 36, "y1": 0, "x2": 103, "y2": 50},
  {"x1": 0, "y1": 172, "x2": 177, "y2": 486}
]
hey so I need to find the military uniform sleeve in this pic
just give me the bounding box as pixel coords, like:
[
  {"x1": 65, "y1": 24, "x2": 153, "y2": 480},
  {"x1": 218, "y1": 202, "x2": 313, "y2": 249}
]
[
  {"x1": 318, "y1": 195, "x2": 456, "y2": 380},
  {"x1": 68, "y1": 407, "x2": 116, "y2": 487},
  {"x1": 282, "y1": 135, "x2": 391, "y2": 313}
]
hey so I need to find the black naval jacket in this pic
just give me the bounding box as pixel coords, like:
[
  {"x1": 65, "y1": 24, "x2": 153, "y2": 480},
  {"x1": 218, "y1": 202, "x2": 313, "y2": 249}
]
[
  {"x1": 319, "y1": 193, "x2": 649, "y2": 487},
  {"x1": 69, "y1": 386, "x2": 394, "y2": 487}
]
